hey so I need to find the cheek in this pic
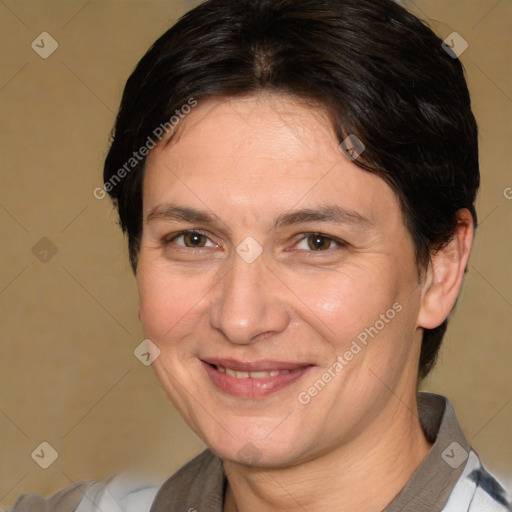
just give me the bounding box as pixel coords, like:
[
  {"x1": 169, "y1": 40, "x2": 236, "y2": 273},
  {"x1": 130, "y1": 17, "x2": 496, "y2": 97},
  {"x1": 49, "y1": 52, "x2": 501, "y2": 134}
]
[
  {"x1": 284, "y1": 263, "x2": 401, "y2": 349},
  {"x1": 137, "y1": 264, "x2": 209, "y2": 343}
]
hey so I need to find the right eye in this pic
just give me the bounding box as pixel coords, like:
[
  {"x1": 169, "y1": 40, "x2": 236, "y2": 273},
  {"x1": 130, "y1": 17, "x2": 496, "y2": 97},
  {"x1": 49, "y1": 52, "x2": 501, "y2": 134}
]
[{"x1": 164, "y1": 230, "x2": 220, "y2": 250}]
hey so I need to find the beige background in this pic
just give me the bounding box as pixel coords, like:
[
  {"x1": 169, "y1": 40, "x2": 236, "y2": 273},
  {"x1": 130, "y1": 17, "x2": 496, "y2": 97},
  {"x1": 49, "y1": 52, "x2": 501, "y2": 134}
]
[{"x1": 0, "y1": 0, "x2": 511, "y2": 508}]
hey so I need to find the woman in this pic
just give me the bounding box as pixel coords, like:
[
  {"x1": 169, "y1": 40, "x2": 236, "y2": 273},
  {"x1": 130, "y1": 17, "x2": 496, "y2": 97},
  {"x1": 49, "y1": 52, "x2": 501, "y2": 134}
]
[{"x1": 9, "y1": 0, "x2": 511, "y2": 510}]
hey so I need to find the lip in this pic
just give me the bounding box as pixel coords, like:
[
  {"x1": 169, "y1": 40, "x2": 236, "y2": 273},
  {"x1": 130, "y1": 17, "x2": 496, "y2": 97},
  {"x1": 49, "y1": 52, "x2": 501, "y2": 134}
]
[
  {"x1": 202, "y1": 358, "x2": 310, "y2": 372},
  {"x1": 200, "y1": 359, "x2": 314, "y2": 399}
]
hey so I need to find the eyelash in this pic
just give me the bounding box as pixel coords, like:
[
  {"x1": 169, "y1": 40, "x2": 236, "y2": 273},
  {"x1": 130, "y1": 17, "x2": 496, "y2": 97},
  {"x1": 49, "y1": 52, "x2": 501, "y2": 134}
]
[
  {"x1": 163, "y1": 230, "x2": 347, "y2": 253},
  {"x1": 164, "y1": 230, "x2": 219, "y2": 250}
]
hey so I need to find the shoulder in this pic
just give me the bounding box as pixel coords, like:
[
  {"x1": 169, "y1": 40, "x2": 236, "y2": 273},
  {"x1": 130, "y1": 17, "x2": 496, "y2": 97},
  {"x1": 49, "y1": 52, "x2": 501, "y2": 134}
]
[
  {"x1": 6, "y1": 451, "x2": 217, "y2": 512},
  {"x1": 7, "y1": 475, "x2": 161, "y2": 512},
  {"x1": 74, "y1": 476, "x2": 160, "y2": 512},
  {"x1": 467, "y1": 462, "x2": 512, "y2": 512},
  {"x1": 7, "y1": 481, "x2": 96, "y2": 512},
  {"x1": 443, "y1": 450, "x2": 512, "y2": 512}
]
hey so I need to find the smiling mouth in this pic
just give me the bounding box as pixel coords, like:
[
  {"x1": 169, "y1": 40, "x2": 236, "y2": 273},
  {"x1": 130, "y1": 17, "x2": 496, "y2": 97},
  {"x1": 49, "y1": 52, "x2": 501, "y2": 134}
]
[{"x1": 201, "y1": 359, "x2": 314, "y2": 398}]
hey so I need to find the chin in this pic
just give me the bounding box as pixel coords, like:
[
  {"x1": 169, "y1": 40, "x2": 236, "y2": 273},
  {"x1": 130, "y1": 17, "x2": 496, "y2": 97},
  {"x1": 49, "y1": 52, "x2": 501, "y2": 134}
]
[{"x1": 205, "y1": 430, "x2": 310, "y2": 469}]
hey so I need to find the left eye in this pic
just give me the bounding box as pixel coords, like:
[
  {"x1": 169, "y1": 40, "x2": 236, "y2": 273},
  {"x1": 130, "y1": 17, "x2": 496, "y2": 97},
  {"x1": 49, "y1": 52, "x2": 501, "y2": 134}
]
[
  {"x1": 166, "y1": 231, "x2": 218, "y2": 248},
  {"x1": 296, "y1": 233, "x2": 343, "y2": 251}
]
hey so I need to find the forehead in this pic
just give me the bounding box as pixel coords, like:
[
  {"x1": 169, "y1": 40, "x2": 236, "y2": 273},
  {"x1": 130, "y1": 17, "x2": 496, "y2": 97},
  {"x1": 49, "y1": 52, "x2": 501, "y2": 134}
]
[
  {"x1": 143, "y1": 94, "x2": 401, "y2": 228},
  {"x1": 159, "y1": 94, "x2": 338, "y2": 166}
]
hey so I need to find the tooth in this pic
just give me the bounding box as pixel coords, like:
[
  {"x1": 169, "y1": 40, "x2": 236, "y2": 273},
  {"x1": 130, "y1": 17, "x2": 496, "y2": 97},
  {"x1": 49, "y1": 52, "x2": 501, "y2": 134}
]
[
  {"x1": 249, "y1": 371, "x2": 269, "y2": 379},
  {"x1": 220, "y1": 366, "x2": 293, "y2": 379}
]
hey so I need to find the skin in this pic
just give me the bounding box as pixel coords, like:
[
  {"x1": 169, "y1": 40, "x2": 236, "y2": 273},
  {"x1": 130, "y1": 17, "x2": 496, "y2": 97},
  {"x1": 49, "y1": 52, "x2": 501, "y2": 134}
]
[{"x1": 137, "y1": 94, "x2": 474, "y2": 512}]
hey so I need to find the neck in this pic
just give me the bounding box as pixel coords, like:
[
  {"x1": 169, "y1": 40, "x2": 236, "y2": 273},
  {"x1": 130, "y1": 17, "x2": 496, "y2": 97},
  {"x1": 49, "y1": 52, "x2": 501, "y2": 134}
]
[{"x1": 223, "y1": 393, "x2": 432, "y2": 512}]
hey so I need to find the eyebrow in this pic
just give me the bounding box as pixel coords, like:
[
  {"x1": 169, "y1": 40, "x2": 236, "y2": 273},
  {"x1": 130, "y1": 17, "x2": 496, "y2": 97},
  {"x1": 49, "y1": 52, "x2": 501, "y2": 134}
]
[
  {"x1": 273, "y1": 205, "x2": 371, "y2": 230},
  {"x1": 145, "y1": 203, "x2": 371, "y2": 232}
]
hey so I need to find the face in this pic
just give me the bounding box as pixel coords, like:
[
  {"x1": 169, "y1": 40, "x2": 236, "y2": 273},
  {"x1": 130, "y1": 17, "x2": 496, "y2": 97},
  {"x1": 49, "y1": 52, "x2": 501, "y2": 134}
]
[{"x1": 137, "y1": 94, "x2": 425, "y2": 468}]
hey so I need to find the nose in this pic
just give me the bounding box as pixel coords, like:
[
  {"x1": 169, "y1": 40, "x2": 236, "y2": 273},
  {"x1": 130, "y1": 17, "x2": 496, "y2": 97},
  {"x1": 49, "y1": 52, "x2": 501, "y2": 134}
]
[{"x1": 209, "y1": 253, "x2": 290, "y2": 345}]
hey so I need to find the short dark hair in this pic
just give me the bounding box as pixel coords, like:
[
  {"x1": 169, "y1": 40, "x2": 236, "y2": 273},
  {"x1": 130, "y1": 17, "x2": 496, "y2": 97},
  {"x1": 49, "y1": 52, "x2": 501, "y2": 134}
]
[{"x1": 103, "y1": 0, "x2": 479, "y2": 379}]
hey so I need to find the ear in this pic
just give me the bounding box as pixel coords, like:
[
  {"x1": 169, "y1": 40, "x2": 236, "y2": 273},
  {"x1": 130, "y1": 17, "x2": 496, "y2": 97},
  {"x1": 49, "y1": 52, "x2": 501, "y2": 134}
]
[{"x1": 417, "y1": 209, "x2": 474, "y2": 329}]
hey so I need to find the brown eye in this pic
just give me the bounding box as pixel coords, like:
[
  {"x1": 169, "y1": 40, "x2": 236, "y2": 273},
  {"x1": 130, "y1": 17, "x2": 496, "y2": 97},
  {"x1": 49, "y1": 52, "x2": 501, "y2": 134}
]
[
  {"x1": 307, "y1": 234, "x2": 332, "y2": 250},
  {"x1": 166, "y1": 231, "x2": 217, "y2": 249},
  {"x1": 182, "y1": 232, "x2": 207, "y2": 247},
  {"x1": 296, "y1": 233, "x2": 345, "y2": 252}
]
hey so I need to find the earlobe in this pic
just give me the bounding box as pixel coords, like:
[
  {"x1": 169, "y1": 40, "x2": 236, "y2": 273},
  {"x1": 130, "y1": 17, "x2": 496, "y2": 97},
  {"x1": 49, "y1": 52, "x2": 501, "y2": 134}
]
[{"x1": 417, "y1": 209, "x2": 474, "y2": 330}]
